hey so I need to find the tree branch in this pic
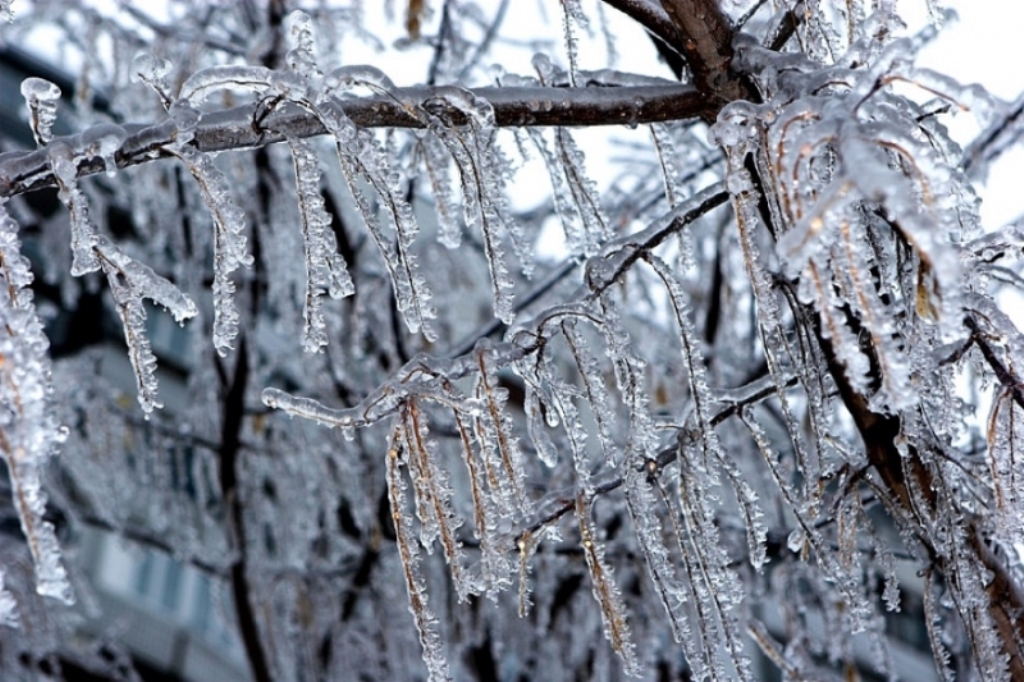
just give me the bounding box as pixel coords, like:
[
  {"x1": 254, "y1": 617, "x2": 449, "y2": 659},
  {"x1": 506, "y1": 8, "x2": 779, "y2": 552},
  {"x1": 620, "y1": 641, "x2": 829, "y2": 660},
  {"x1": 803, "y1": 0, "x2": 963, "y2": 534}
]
[
  {"x1": 215, "y1": 337, "x2": 273, "y2": 682},
  {"x1": 599, "y1": 0, "x2": 681, "y2": 56},
  {"x1": 965, "y1": 314, "x2": 1024, "y2": 411},
  {"x1": 657, "y1": 0, "x2": 755, "y2": 109},
  {"x1": 518, "y1": 370, "x2": 796, "y2": 539},
  {"x1": 0, "y1": 83, "x2": 703, "y2": 198}
]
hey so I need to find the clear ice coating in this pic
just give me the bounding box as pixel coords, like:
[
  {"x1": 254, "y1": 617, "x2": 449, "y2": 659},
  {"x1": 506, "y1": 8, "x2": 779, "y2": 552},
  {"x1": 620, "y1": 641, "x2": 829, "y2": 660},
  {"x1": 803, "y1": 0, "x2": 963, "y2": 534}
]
[
  {"x1": 48, "y1": 140, "x2": 100, "y2": 276},
  {"x1": 94, "y1": 235, "x2": 198, "y2": 413},
  {"x1": 418, "y1": 86, "x2": 520, "y2": 324},
  {"x1": 0, "y1": 199, "x2": 75, "y2": 606},
  {"x1": 2, "y1": 3, "x2": 1024, "y2": 682},
  {"x1": 324, "y1": 64, "x2": 396, "y2": 94},
  {"x1": 21, "y1": 77, "x2": 61, "y2": 146},
  {"x1": 171, "y1": 145, "x2": 252, "y2": 356},
  {"x1": 287, "y1": 136, "x2": 354, "y2": 352}
]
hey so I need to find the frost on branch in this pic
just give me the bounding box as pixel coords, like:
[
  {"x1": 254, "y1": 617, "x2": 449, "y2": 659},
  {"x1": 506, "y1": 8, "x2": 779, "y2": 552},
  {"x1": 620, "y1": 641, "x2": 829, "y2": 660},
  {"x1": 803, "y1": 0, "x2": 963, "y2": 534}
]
[{"x1": 10, "y1": 2, "x2": 1024, "y2": 681}]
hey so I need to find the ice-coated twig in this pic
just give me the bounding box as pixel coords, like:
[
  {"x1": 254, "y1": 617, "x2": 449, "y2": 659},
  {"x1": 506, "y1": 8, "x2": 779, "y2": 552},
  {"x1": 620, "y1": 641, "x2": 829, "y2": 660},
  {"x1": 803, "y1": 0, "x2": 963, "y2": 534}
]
[
  {"x1": 0, "y1": 83, "x2": 704, "y2": 199},
  {"x1": 287, "y1": 136, "x2": 354, "y2": 353},
  {"x1": 385, "y1": 424, "x2": 452, "y2": 682},
  {"x1": 170, "y1": 145, "x2": 253, "y2": 356},
  {"x1": 20, "y1": 77, "x2": 61, "y2": 147},
  {"x1": 418, "y1": 86, "x2": 519, "y2": 323},
  {"x1": 575, "y1": 493, "x2": 640, "y2": 676},
  {"x1": 0, "y1": 199, "x2": 74, "y2": 606},
  {"x1": 262, "y1": 342, "x2": 527, "y2": 428},
  {"x1": 94, "y1": 236, "x2": 198, "y2": 413}
]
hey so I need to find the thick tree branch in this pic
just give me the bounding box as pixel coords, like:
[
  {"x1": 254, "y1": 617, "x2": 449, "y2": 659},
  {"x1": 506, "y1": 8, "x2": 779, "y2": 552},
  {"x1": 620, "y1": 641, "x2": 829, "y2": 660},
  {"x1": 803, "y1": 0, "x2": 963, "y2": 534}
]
[
  {"x1": 658, "y1": 0, "x2": 756, "y2": 109},
  {"x1": 215, "y1": 337, "x2": 273, "y2": 682},
  {"x1": 599, "y1": 0, "x2": 681, "y2": 56},
  {"x1": 0, "y1": 83, "x2": 703, "y2": 198}
]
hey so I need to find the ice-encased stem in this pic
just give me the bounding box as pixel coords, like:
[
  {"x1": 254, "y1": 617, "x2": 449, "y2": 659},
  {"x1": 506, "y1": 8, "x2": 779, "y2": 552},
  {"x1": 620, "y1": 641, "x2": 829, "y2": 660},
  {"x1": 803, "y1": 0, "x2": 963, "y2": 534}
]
[
  {"x1": 0, "y1": 199, "x2": 75, "y2": 606},
  {"x1": 171, "y1": 145, "x2": 253, "y2": 356},
  {"x1": 0, "y1": 83, "x2": 704, "y2": 199}
]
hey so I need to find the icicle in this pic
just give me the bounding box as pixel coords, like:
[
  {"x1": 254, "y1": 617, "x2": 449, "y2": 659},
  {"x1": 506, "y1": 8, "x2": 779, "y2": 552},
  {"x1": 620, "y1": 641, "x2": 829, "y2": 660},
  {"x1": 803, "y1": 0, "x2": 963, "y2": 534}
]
[
  {"x1": 0, "y1": 569, "x2": 18, "y2": 627},
  {"x1": 20, "y1": 77, "x2": 60, "y2": 146},
  {"x1": 528, "y1": 128, "x2": 609, "y2": 257},
  {"x1": 171, "y1": 145, "x2": 252, "y2": 355},
  {"x1": 93, "y1": 236, "x2": 195, "y2": 413},
  {"x1": 385, "y1": 425, "x2": 452, "y2": 682},
  {"x1": 575, "y1": 493, "x2": 640, "y2": 676},
  {"x1": 524, "y1": 381, "x2": 560, "y2": 468},
  {"x1": 0, "y1": 199, "x2": 74, "y2": 606},
  {"x1": 312, "y1": 88, "x2": 436, "y2": 340},
  {"x1": 285, "y1": 10, "x2": 321, "y2": 79},
  {"x1": 419, "y1": 87, "x2": 520, "y2": 323},
  {"x1": 93, "y1": 235, "x2": 198, "y2": 323},
  {"x1": 81, "y1": 124, "x2": 126, "y2": 178},
  {"x1": 287, "y1": 137, "x2": 354, "y2": 353},
  {"x1": 418, "y1": 135, "x2": 462, "y2": 249},
  {"x1": 333, "y1": 144, "x2": 436, "y2": 339},
  {"x1": 42, "y1": 125, "x2": 129, "y2": 277},
  {"x1": 48, "y1": 141, "x2": 100, "y2": 276}
]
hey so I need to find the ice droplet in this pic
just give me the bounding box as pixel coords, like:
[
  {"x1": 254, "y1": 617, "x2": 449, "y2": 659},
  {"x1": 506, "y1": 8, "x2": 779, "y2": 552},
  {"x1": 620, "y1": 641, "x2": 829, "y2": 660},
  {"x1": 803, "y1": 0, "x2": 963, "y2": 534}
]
[
  {"x1": 20, "y1": 76, "x2": 60, "y2": 102},
  {"x1": 787, "y1": 528, "x2": 806, "y2": 553},
  {"x1": 131, "y1": 53, "x2": 172, "y2": 84},
  {"x1": 20, "y1": 77, "x2": 61, "y2": 146}
]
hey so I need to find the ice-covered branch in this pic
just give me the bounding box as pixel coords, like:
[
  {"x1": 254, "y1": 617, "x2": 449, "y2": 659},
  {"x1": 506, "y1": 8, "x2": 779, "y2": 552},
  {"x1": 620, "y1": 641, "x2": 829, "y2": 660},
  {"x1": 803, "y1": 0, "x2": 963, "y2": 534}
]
[
  {"x1": 518, "y1": 370, "x2": 797, "y2": 540},
  {"x1": 0, "y1": 83, "x2": 704, "y2": 199}
]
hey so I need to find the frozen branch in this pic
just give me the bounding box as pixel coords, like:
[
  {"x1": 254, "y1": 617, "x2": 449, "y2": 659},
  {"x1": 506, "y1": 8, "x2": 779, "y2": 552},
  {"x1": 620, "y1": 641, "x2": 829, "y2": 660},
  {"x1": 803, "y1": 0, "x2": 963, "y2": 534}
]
[
  {"x1": 519, "y1": 370, "x2": 797, "y2": 540},
  {"x1": 0, "y1": 83, "x2": 704, "y2": 198}
]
